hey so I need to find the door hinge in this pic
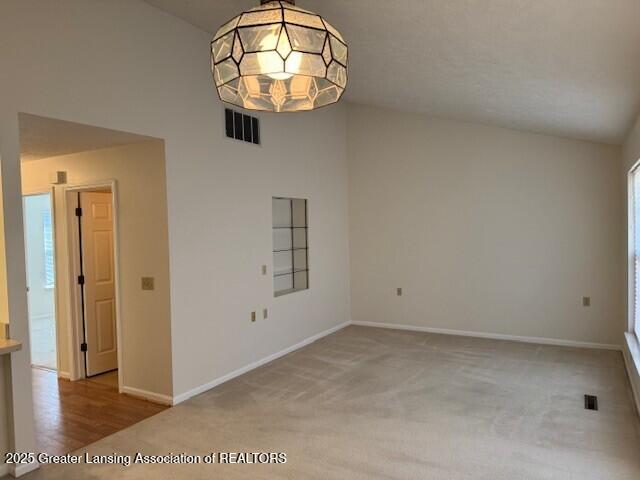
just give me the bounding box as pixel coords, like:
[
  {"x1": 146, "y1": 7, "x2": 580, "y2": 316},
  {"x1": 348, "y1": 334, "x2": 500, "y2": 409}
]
[
  {"x1": 75, "y1": 207, "x2": 83, "y2": 217},
  {"x1": 80, "y1": 342, "x2": 88, "y2": 352},
  {"x1": 77, "y1": 275, "x2": 85, "y2": 285}
]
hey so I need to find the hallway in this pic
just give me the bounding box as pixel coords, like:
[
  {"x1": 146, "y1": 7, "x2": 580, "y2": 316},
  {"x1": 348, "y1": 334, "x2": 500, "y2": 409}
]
[
  {"x1": 29, "y1": 316, "x2": 55, "y2": 370},
  {"x1": 32, "y1": 369, "x2": 168, "y2": 456}
]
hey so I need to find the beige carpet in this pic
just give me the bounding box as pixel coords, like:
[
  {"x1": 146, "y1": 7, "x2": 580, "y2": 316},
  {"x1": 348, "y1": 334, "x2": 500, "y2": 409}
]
[{"x1": 14, "y1": 325, "x2": 640, "y2": 479}]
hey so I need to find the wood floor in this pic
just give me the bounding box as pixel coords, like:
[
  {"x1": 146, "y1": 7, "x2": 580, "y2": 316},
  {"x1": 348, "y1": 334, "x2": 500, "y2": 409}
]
[{"x1": 32, "y1": 368, "x2": 168, "y2": 455}]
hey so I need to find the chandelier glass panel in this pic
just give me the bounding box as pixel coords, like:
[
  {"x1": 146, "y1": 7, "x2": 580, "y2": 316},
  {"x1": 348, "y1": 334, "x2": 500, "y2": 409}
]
[{"x1": 211, "y1": 0, "x2": 348, "y2": 112}]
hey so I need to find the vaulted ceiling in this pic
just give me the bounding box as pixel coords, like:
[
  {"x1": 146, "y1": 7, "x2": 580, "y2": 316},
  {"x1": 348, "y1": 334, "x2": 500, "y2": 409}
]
[{"x1": 144, "y1": 0, "x2": 640, "y2": 144}]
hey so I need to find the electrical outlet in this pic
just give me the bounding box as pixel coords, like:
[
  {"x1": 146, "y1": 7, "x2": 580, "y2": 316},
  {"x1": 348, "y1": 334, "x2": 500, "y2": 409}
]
[
  {"x1": 397, "y1": 287, "x2": 403, "y2": 296},
  {"x1": 141, "y1": 277, "x2": 155, "y2": 291},
  {"x1": 583, "y1": 297, "x2": 591, "y2": 307},
  {"x1": 251, "y1": 311, "x2": 257, "y2": 322},
  {"x1": 263, "y1": 308, "x2": 268, "y2": 319}
]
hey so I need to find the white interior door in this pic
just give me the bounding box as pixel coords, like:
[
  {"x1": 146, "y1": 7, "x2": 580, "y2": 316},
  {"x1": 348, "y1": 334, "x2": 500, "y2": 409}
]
[{"x1": 80, "y1": 191, "x2": 117, "y2": 376}]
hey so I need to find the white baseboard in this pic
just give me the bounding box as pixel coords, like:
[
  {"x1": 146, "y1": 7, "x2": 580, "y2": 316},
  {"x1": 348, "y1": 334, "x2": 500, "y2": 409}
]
[
  {"x1": 57, "y1": 370, "x2": 71, "y2": 380},
  {"x1": 120, "y1": 385, "x2": 173, "y2": 406},
  {"x1": 173, "y1": 321, "x2": 351, "y2": 405},
  {"x1": 11, "y1": 461, "x2": 39, "y2": 477},
  {"x1": 351, "y1": 321, "x2": 621, "y2": 351},
  {"x1": 623, "y1": 333, "x2": 640, "y2": 415}
]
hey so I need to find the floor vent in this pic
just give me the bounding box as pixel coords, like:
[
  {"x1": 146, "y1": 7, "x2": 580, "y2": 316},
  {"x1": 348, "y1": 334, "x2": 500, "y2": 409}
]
[{"x1": 584, "y1": 395, "x2": 598, "y2": 411}]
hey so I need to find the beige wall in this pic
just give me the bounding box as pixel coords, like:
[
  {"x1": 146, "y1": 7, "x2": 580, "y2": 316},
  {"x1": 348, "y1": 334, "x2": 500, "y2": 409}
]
[
  {"x1": 348, "y1": 104, "x2": 624, "y2": 346},
  {"x1": 0, "y1": 1, "x2": 351, "y2": 454},
  {"x1": 0, "y1": 0, "x2": 632, "y2": 463},
  {"x1": 21, "y1": 141, "x2": 173, "y2": 397}
]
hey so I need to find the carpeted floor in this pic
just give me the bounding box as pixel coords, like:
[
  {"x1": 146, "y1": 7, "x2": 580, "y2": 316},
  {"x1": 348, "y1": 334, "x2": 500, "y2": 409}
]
[{"x1": 12, "y1": 325, "x2": 640, "y2": 479}]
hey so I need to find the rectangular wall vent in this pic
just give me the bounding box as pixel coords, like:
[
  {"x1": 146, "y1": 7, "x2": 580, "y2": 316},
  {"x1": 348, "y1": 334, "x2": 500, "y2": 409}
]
[
  {"x1": 225, "y1": 108, "x2": 260, "y2": 145},
  {"x1": 584, "y1": 394, "x2": 598, "y2": 411}
]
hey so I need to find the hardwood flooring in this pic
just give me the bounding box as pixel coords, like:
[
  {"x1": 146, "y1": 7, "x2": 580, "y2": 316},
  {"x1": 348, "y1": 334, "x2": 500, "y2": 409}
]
[{"x1": 32, "y1": 368, "x2": 168, "y2": 455}]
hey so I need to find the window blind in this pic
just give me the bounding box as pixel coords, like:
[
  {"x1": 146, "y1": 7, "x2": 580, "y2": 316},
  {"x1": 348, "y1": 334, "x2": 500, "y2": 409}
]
[{"x1": 43, "y1": 210, "x2": 55, "y2": 289}]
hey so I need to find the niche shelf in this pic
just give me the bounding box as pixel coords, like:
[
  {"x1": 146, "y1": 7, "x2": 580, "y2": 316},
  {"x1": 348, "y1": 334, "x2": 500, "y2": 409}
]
[{"x1": 272, "y1": 197, "x2": 309, "y2": 297}]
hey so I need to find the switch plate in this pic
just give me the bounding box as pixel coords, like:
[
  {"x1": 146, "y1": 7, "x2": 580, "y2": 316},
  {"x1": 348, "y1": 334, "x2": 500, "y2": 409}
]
[
  {"x1": 141, "y1": 277, "x2": 155, "y2": 291},
  {"x1": 583, "y1": 296, "x2": 591, "y2": 307},
  {"x1": 263, "y1": 308, "x2": 268, "y2": 319},
  {"x1": 251, "y1": 311, "x2": 257, "y2": 322},
  {"x1": 397, "y1": 287, "x2": 403, "y2": 296}
]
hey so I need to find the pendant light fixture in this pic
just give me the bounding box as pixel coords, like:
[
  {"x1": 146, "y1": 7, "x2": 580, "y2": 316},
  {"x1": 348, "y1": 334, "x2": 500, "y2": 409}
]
[{"x1": 211, "y1": 0, "x2": 348, "y2": 113}]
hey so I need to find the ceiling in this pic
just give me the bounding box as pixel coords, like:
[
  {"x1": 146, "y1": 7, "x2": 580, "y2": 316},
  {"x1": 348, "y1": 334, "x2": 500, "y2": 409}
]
[
  {"x1": 143, "y1": 0, "x2": 640, "y2": 145},
  {"x1": 19, "y1": 114, "x2": 157, "y2": 162}
]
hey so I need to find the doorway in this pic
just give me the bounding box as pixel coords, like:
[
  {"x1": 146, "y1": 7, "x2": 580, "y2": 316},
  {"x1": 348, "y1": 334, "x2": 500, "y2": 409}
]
[
  {"x1": 18, "y1": 113, "x2": 173, "y2": 456},
  {"x1": 73, "y1": 189, "x2": 119, "y2": 378},
  {"x1": 23, "y1": 193, "x2": 58, "y2": 371}
]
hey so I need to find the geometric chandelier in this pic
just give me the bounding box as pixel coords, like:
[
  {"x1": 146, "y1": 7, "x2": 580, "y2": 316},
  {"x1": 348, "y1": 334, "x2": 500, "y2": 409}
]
[{"x1": 211, "y1": 0, "x2": 348, "y2": 113}]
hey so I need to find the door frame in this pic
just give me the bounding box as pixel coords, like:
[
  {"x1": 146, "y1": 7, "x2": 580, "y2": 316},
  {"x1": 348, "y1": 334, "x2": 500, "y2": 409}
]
[
  {"x1": 21, "y1": 188, "x2": 62, "y2": 374},
  {"x1": 63, "y1": 179, "x2": 123, "y2": 391}
]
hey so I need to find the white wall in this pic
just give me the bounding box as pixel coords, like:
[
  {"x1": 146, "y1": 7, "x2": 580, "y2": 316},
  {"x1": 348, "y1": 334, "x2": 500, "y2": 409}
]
[
  {"x1": 21, "y1": 141, "x2": 173, "y2": 397},
  {"x1": 348, "y1": 104, "x2": 624, "y2": 346},
  {"x1": 0, "y1": 172, "x2": 14, "y2": 472},
  {"x1": 622, "y1": 114, "x2": 640, "y2": 411},
  {"x1": 0, "y1": 0, "x2": 351, "y2": 453}
]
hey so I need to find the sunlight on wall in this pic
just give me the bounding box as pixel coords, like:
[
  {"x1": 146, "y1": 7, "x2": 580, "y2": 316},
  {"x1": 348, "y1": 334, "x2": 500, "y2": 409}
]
[{"x1": 0, "y1": 162, "x2": 11, "y2": 464}]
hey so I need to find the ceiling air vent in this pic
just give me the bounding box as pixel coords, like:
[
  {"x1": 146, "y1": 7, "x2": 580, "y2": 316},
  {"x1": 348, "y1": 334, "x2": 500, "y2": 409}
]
[{"x1": 225, "y1": 108, "x2": 260, "y2": 145}]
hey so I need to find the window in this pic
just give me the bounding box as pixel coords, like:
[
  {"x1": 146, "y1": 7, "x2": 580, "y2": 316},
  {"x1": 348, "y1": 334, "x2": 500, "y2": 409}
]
[
  {"x1": 273, "y1": 197, "x2": 308, "y2": 297},
  {"x1": 43, "y1": 210, "x2": 55, "y2": 289},
  {"x1": 631, "y1": 165, "x2": 640, "y2": 339}
]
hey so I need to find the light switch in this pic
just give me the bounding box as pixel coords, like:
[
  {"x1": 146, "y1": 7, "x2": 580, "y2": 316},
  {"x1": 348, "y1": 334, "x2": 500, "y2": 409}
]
[
  {"x1": 583, "y1": 296, "x2": 591, "y2": 307},
  {"x1": 251, "y1": 311, "x2": 257, "y2": 322},
  {"x1": 263, "y1": 308, "x2": 268, "y2": 319},
  {"x1": 141, "y1": 277, "x2": 155, "y2": 291},
  {"x1": 262, "y1": 265, "x2": 268, "y2": 275},
  {"x1": 397, "y1": 288, "x2": 403, "y2": 296}
]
